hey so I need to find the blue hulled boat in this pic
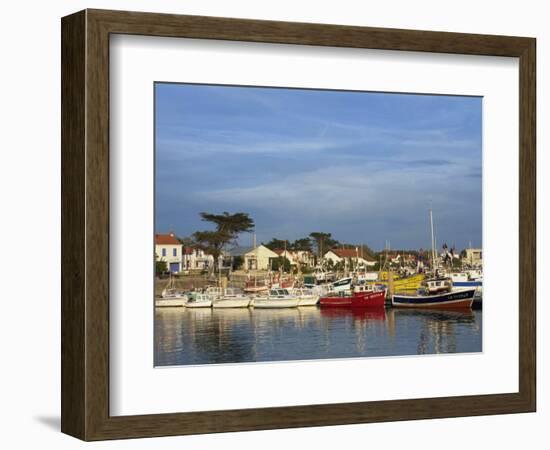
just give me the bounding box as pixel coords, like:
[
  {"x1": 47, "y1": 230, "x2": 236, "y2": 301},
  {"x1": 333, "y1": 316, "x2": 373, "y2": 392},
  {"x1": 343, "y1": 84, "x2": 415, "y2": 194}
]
[{"x1": 392, "y1": 286, "x2": 476, "y2": 309}]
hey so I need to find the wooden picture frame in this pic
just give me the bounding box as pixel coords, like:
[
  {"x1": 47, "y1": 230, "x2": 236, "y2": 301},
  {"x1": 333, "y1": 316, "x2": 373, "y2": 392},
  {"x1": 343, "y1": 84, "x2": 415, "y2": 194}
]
[{"x1": 61, "y1": 9, "x2": 536, "y2": 441}]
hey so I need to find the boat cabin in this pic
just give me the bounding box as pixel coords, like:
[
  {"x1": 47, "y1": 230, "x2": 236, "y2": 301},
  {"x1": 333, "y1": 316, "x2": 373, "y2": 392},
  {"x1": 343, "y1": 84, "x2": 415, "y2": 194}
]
[
  {"x1": 354, "y1": 284, "x2": 374, "y2": 293},
  {"x1": 293, "y1": 287, "x2": 314, "y2": 296},
  {"x1": 269, "y1": 288, "x2": 291, "y2": 297},
  {"x1": 205, "y1": 286, "x2": 223, "y2": 296},
  {"x1": 187, "y1": 292, "x2": 210, "y2": 303},
  {"x1": 421, "y1": 278, "x2": 452, "y2": 294},
  {"x1": 332, "y1": 277, "x2": 352, "y2": 292},
  {"x1": 448, "y1": 272, "x2": 469, "y2": 283},
  {"x1": 224, "y1": 287, "x2": 244, "y2": 296}
]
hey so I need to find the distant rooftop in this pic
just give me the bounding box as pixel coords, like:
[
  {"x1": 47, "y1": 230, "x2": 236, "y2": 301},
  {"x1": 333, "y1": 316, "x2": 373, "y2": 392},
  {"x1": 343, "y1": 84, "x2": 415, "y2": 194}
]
[
  {"x1": 155, "y1": 233, "x2": 180, "y2": 245},
  {"x1": 327, "y1": 248, "x2": 375, "y2": 261},
  {"x1": 226, "y1": 246, "x2": 255, "y2": 257}
]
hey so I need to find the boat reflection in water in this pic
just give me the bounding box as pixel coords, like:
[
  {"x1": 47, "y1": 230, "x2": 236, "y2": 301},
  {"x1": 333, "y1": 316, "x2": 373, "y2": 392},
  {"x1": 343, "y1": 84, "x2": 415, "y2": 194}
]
[
  {"x1": 155, "y1": 306, "x2": 481, "y2": 366},
  {"x1": 386, "y1": 308, "x2": 478, "y2": 355},
  {"x1": 319, "y1": 306, "x2": 386, "y2": 322}
]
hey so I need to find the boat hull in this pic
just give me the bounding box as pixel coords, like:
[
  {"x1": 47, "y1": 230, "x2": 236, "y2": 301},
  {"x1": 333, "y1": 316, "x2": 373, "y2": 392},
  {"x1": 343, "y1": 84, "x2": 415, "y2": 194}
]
[
  {"x1": 185, "y1": 300, "x2": 212, "y2": 308},
  {"x1": 212, "y1": 298, "x2": 251, "y2": 308},
  {"x1": 252, "y1": 298, "x2": 299, "y2": 308},
  {"x1": 452, "y1": 281, "x2": 482, "y2": 287},
  {"x1": 297, "y1": 295, "x2": 319, "y2": 306},
  {"x1": 155, "y1": 298, "x2": 186, "y2": 307},
  {"x1": 350, "y1": 291, "x2": 386, "y2": 308},
  {"x1": 319, "y1": 296, "x2": 352, "y2": 307},
  {"x1": 392, "y1": 288, "x2": 476, "y2": 309},
  {"x1": 320, "y1": 288, "x2": 384, "y2": 307}
]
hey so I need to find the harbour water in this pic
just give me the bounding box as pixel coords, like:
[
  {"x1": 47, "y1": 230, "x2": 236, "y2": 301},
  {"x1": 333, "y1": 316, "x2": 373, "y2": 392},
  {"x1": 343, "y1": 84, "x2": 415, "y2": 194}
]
[{"x1": 154, "y1": 306, "x2": 482, "y2": 367}]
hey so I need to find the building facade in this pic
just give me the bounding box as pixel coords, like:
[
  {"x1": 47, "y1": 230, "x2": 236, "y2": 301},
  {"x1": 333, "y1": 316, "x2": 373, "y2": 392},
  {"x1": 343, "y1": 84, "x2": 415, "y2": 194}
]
[
  {"x1": 227, "y1": 245, "x2": 279, "y2": 271},
  {"x1": 182, "y1": 247, "x2": 216, "y2": 271},
  {"x1": 273, "y1": 249, "x2": 316, "y2": 268},
  {"x1": 462, "y1": 248, "x2": 483, "y2": 267},
  {"x1": 246, "y1": 245, "x2": 278, "y2": 270},
  {"x1": 155, "y1": 233, "x2": 182, "y2": 273}
]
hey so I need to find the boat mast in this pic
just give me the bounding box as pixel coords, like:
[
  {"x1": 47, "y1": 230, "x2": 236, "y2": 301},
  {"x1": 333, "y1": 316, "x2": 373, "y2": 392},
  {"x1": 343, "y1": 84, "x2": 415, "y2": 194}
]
[
  {"x1": 283, "y1": 239, "x2": 287, "y2": 275},
  {"x1": 253, "y1": 232, "x2": 257, "y2": 287},
  {"x1": 430, "y1": 207, "x2": 436, "y2": 272}
]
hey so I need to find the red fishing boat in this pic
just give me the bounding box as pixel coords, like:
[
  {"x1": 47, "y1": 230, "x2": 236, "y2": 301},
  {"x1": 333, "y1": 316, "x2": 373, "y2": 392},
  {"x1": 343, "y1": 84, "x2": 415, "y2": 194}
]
[
  {"x1": 319, "y1": 292, "x2": 353, "y2": 307},
  {"x1": 350, "y1": 285, "x2": 386, "y2": 308},
  {"x1": 320, "y1": 285, "x2": 386, "y2": 308}
]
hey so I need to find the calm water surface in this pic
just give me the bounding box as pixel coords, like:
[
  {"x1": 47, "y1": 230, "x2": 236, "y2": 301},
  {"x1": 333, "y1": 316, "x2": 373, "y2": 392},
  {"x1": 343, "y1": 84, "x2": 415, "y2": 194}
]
[{"x1": 154, "y1": 307, "x2": 482, "y2": 366}]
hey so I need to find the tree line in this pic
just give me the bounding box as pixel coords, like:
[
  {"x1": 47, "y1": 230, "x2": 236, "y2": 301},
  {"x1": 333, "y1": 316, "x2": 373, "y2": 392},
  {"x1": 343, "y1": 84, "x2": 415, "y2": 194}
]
[{"x1": 165, "y1": 211, "x2": 381, "y2": 274}]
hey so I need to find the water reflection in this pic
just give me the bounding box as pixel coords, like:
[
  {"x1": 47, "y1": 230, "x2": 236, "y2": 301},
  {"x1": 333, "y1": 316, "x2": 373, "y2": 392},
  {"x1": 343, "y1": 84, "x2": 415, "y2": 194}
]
[{"x1": 155, "y1": 307, "x2": 482, "y2": 366}]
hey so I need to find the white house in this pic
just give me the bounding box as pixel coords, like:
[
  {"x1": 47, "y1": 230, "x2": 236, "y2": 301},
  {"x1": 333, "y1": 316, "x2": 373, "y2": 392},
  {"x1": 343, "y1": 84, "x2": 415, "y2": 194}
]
[
  {"x1": 323, "y1": 248, "x2": 376, "y2": 267},
  {"x1": 273, "y1": 249, "x2": 315, "y2": 268},
  {"x1": 155, "y1": 233, "x2": 182, "y2": 273},
  {"x1": 228, "y1": 245, "x2": 278, "y2": 271},
  {"x1": 294, "y1": 250, "x2": 316, "y2": 267},
  {"x1": 273, "y1": 249, "x2": 297, "y2": 266},
  {"x1": 182, "y1": 247, "x2": 216, "y2": 271}
]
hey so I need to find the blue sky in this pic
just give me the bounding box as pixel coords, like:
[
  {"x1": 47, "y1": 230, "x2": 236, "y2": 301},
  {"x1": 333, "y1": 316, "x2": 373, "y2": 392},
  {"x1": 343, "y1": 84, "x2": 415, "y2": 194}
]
[{"x1": 155, "y1": 83, "x2": 482, "y2": 251}]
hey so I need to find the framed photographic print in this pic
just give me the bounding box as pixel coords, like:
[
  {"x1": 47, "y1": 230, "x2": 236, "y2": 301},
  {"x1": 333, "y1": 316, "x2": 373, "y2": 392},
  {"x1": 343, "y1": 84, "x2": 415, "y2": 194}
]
[{"x1": 61, "y1": 9, "x2": 536, "y2": 441}]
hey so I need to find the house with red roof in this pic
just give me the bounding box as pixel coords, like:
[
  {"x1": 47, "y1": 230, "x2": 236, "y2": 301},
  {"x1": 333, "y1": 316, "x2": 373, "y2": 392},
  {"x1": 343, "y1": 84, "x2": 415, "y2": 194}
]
[{"x1": 155, "y1": 232, "x2": 182, "y2": 273}]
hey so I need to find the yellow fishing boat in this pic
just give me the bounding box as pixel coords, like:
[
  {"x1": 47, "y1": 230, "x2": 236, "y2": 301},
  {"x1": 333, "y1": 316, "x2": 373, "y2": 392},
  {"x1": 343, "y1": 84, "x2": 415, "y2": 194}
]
[{"x1": 368, "y1": 273, "x2": 425, "y2": 291}]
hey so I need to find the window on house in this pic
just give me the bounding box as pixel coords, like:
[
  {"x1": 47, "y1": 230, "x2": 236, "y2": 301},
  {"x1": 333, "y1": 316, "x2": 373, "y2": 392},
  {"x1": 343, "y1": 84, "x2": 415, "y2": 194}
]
[
  {"x1": 173, "y1": 248, "x2": 177, "y2": 257},
  {"x1": 161, "y1": 248, "x2": 166, "y2": 257}
]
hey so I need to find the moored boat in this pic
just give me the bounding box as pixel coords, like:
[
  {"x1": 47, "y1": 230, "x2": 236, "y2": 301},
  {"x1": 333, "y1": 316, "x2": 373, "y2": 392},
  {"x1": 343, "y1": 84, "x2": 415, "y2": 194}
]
[
  {"x1": 251, "y1": 288, "x2": 299, "y2": 308},
  {"x1": 253, "y1": 298, "x2": 299, "y2": 308},
  {"x1": 350, "y1": 285, "x2": 386, "y2": 308},
  {"x1": 368, "y1": 273, "x2": 425, "y2": 291},
  {"x1": 155, "y1": 297, "x2": 187, "y2": 307},
  {"x1": 424, "y1": 277, "x2": 453, "y2": 294},
  {"x1": 291, "y1": 288, "x2": 320, "y2": 306},
  {"x1": 448, "y1": 272, "x2": 483, "y2": 287},
  {"x1": 212, "y1": 288, "x2": 251, "y2": 308},
  {"x1": 160, "y1": 273, "x2": 187, "y2": 300},
  {"x1": 320, "y1": 288, "x2": 365, "y2": 307},
  {"x1": 313, "y1": 267, "x2": 335, "y2": 284},
  {"x1": 243, "y1": 276, "x2": 269, "y2": 294},
  {"x1": 331, "y1": 276, "x2": 353, "y2": 293},
  {"x1": 205, "y1": 286, "x2": 223, "y2": 300},
  {"x1": 212, "y1": 298, "x2": 251, "y2": 308},
  {"x1": 319, "y1": 292, "x2": 352, "y2": 306},
  {"x1": 391, "y1": 287, "x2": 476, "y2": 309},
  {"x1": 185, "y1": 292, "x2": 213, "y2": 308}
]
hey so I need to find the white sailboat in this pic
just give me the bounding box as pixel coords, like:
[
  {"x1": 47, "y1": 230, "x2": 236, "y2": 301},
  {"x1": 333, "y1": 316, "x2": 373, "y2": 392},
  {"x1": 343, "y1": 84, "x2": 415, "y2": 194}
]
[
  {"x1": 251, "y1": 288, "x2": 299, "y2": 308},
  {"x1": 291, "y1": 287, "x2": 320, "y2": 306},
  {"x1": 185, "y1": 292, "x2": 213, "y2": 308},
  {"x1": 212, "y1": 288, "x2": 251, "y2": 308},
  {"x1": 156, "y1": 273, "x2": 187, "y2": 307}
]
